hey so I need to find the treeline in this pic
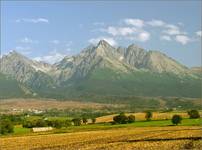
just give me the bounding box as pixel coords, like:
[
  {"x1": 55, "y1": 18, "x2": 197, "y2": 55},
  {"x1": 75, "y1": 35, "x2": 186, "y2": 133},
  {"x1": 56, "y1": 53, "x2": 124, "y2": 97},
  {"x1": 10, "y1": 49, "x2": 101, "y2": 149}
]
[
  {"x1": 22, "y1": 117, "x2": 96, "y2": 128},
  {"x1": 112, "y1": 110, "x2": 201, "y2": 125},
  {"x1": 0, "y1": 109, "x2": 200, "y2": 135}
]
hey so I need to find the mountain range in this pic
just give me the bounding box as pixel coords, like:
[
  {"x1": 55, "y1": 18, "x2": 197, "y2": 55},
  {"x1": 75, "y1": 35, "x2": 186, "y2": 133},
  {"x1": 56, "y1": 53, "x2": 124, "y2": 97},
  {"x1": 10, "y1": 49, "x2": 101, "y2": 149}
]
[{"x1": 0, "y1": 40, "x2": 201, "y2": 99}]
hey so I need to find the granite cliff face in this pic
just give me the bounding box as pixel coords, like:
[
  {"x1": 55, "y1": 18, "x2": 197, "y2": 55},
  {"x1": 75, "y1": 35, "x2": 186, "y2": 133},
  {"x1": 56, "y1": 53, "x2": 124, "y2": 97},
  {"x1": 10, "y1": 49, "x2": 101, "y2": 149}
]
[{"x1": 0, "y1": 40, "x2": 200, "y2": 98}]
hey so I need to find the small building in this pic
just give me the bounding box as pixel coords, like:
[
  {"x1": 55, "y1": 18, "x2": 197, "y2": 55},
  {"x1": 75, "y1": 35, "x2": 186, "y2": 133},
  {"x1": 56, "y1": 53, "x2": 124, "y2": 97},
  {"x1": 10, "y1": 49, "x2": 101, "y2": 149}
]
[{"x1": 32, "y1": 127, "x2": 53, "y2": 132}]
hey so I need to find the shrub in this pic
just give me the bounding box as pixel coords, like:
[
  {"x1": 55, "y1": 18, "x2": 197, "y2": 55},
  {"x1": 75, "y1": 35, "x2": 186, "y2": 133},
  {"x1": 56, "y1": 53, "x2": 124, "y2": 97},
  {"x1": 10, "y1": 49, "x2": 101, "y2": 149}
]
[
  {"x1": 53, "y1": 120, "x2": 63, "y2": 129},
  {"x1": 22, "y1": 120, "x2": 33, "y2": 128},
  {"x1": 64, "y1": 120, "x2": 72, "y2": 127},
  {"x1": 145, "y1": 111, "x2": 152, "y2": 121},
  {"x1": 36, "y1": 119, "x2": 47, "y2": 127},
  {"x1": 72, "y1": 118, "x2": 82, "y2": 126},
  {"x1": 82, "y1": 118, "x2": 88, "y2": 124},
  {"x1": 128, "y1": 115, "x2": 135, "y2": 123},
  {"x1": 113, "y1": 113, "x2": 128, "y2": 124},
  {"x1": 91, "y1": 118, "x2": 96, "y2": 124},
  {"x1": 172, "y1": 115, "x2": 182, "y2": 125},
  {"x1": 0, "y1": 119, "x2": 14, "y2": 134},
  {"x1": 187, "y1": 110, "x2": 200, "y2": 119}
]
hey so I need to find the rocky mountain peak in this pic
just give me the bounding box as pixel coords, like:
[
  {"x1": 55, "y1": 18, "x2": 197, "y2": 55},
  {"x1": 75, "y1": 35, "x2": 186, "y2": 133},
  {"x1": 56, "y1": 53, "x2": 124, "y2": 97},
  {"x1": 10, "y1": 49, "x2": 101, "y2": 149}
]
[
  {"x1": 97, "y1": 40, "x2": 112, "y2": 48},
  {"x1": 91, "y1": 40, "x2": 116, "y2": 57},
  {"x1": 6, "y1": 50, "x2": 24, "y2": 58}
]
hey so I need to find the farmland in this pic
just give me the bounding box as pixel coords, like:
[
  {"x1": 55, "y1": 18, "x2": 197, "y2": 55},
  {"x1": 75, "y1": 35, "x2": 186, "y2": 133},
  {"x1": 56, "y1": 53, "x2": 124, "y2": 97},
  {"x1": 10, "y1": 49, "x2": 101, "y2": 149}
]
[
  {"x1": 0, "y1": 126, "x2": 201, "y2": 150},
  {"x1": 0, "y1": 99, "x2": 201, "y2": 149}
]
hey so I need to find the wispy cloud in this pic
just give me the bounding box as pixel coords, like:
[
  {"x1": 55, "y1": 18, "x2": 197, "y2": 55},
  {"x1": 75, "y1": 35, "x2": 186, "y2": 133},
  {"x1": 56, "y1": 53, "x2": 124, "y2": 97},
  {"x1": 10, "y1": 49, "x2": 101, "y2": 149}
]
[
  {"x1": 15, "y1": 46, "x2": 32, "y2": 55},
  {"x1": 49, "y1": 40, "x2": 73, "y2": 47},
  {"x1": 124, "y1": 18, "x2": 144, "y2": 28},
  {"x1": 147, "y1": 19, "x2": 165, "y2": 27},
  {"x1": 88, "y1": 37, "x2": 117, "y2": 46},
  {"x1": 175, "y1": 35, "x2": 190, "y2": 45},
  {"x1": 105, "y1": 26, "x2": 137, "y2": 36},
  {"x1": 136, "y1": 31, "x2": 150, "y2": 42},
  {"x1": 50, "y1": 40, "x2": 60, "y2": 44},
  {"x1": 33, "y1": 50, "x2": 66, "y2": 64},
  {"x1": 16, "y1": 18, "x2": 49, "y2": 23},
  {"x1": 19, "y1": 37, "x2": 38, "y2": 44},
  {"x1": 93, "y1": 22, "x2": 105, "y2": 26},
  {"x1": 160, "y1": 35, "x2": 172, "y2": 41}
]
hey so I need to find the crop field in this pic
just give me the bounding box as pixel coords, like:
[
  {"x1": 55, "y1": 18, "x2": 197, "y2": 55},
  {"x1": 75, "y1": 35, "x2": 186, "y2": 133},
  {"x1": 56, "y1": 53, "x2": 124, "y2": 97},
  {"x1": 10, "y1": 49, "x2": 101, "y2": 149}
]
[
  {"x1": 96, "y1": 112, "x2": 202, "y2": 123},
  {"x1": 0, "y1": 126, "x2": 201, "y2": 150}
]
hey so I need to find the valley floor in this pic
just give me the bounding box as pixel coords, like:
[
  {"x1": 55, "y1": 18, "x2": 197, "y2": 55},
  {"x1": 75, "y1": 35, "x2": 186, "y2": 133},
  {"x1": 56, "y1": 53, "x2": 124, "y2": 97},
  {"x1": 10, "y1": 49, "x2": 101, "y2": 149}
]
[{"x1": 0, "y1": 126, "x2": 202, "y2": 150}]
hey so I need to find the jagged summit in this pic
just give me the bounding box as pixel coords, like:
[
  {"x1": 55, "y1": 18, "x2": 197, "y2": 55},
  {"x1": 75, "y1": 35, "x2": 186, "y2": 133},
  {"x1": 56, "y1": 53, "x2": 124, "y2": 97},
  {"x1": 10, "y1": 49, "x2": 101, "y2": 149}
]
[
  {"x1": 0, "y1": 42, "x2": 200, "y2": 98},
  {"x1": 5, "y1": 50, "x2": 25, "y2": 58},
  {"x1": 97, "y1": 40, "x2": 112, "y2": 48}
]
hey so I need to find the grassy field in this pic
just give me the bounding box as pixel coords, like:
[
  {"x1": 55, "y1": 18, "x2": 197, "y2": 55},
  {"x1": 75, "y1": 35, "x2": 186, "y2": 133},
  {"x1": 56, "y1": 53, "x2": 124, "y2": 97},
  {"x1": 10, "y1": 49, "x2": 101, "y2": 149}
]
[
  {"x1": 1, "y1": 126, "x2": 202, "y2": 150},
  {"x1": 6, "y1": 118, "x2": 202, "y2": 137}
]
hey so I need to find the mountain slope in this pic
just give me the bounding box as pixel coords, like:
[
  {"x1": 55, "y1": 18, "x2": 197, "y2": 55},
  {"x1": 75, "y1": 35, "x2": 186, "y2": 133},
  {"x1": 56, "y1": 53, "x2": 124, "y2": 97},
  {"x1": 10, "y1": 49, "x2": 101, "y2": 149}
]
[
  {"x1": 0, "y1": 40, "x2": 201, "y2": 99},
  {"x1": 0, "y1": 73, "x2": 29, "y2": 98},
  {"x1": 0, "y1": 51, "x2": 59, "y2": 92}
]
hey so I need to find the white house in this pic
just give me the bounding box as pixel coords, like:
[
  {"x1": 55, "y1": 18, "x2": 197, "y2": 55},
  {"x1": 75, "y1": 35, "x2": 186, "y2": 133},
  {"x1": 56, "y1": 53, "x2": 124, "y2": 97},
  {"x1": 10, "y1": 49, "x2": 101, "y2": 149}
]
[{"x1": 32, "y1": 127, "x2": 53, "y2": 132}]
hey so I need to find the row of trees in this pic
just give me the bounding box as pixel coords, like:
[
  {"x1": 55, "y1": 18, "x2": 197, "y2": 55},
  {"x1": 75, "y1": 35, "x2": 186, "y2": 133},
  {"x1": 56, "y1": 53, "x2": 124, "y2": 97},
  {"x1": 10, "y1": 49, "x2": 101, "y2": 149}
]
[
  {"x1": 112, "y1": 111, "x2": 152, "y2": 124},
  {"x1": 71, "y1": 117, "x2": 96, "y2": 126},
  {"x1": 22, "y1": 117, "x2": 96, "y2": 128},
  {"x1": 22, "y1": 119, "x2": 72, "y2": 129},
  {"x1": 113, "y1": 113, "x2": 135, "y2": 124},
  {"x1": 172, "y1": 110, "x2": 200, "y2": 125},
  {"x1": 113, "y1": 109, "x2": 200, "y2": 125}
]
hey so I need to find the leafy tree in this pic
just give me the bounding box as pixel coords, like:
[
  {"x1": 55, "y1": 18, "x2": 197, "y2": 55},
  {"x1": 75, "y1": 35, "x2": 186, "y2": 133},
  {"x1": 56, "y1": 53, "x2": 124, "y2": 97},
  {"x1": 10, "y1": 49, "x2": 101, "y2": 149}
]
[
  {"x1": 52, "y1": 120, "x2": 63, "y2": 129},
  {"x1": 64, "y1": 120, "x2": 72, "y2": 127},
  {"x1": 187, "y1": 110, "x2": 200, "y2": 119},
  {"x1": 91, "y1": 118, "x2": 96, "y2": 124},
  {"x1": 72, "y1": 118, "x2": 82, "y2": 126},
  {"x1": 82, "y1": 117, "x2": 88, "y2": 124},
  {"x1": 172, "y1": 115, "x2": 182, "y2": 125},
  {"x1": 145, "y1": 111, "x2": 153, "y2": 121},
  {"x1": 128, "y1": 115, "x2": 135, "y2": 123},
  {"x1": 36, "y1": 119, "x2": 47, "y2": 127},
  {"x1": 113, "y1": 113, "x2": 128, "y2": 124},
  {"x1": 0, "y1": 119, "x2": 14, "y2": 134},
  {"x1": 22, "y1": 120, "x2": 33, "y2": 128}
]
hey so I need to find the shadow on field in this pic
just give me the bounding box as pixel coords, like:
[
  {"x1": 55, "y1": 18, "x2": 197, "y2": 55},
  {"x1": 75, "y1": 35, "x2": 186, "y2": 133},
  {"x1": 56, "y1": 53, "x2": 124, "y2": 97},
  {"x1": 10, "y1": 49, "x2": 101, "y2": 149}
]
[{"x1": 120, "y1": 136, "x2": 202, "y2": 143}]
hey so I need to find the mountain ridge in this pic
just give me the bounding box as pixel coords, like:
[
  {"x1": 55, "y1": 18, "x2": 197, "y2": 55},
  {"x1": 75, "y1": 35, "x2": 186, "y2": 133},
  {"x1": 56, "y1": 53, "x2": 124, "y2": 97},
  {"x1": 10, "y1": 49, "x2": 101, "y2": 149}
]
[{"x1": 0, "y1": 40, "x2": 201, "y2": 99}]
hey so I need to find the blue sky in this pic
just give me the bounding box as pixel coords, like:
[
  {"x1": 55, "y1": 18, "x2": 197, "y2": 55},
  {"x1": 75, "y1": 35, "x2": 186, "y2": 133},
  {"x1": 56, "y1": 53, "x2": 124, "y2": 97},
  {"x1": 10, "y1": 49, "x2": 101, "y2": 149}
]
[{"x1": 1, "y1": 1, "x2": 201, "y2": 67}]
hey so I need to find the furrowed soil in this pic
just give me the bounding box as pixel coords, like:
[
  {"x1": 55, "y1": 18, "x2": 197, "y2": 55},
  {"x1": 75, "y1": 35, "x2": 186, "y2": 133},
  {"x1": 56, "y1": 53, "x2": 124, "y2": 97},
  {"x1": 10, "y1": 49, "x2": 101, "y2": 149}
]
[{"x1": 0, "y1": 126, "x2": 201, "y2": 150}]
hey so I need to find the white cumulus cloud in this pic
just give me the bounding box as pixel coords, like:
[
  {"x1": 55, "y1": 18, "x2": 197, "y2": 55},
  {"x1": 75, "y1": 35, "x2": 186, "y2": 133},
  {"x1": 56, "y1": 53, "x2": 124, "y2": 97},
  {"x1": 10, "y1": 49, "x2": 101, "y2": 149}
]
[
  {"x1": 136, "y1": 31, "x2": 150, "y2": 42},
  {"x1": 106, "y1": 26, "x2": 137, "y2": 36},
  {"x1": 175, "y1": 35, "x2": 190, "y2": 45}
]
